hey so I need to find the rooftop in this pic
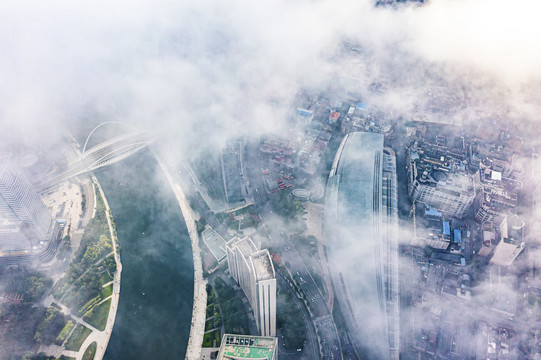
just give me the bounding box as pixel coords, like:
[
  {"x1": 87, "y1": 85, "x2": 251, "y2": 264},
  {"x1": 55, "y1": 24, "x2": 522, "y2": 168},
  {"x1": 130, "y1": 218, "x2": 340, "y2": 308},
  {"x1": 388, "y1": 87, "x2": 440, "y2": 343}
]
[
  {"x1": 227, "y1": 236, "x2": 258, "y2": 259},
  {"x1": 409, "y1": 140, "x2": 476, "y2": 197},
  {"x1": 217, "y1": 334, "x2": 277, "y2": 360},
  {"x1": 251, "y1": 250, "x2": 275, "y2": 281},
  {"x1": 202, "y1": 227, "x2": 227, "y2": 261},
  {"x1": 490, "y1": 241, "x2": 524, "y2": 266}
]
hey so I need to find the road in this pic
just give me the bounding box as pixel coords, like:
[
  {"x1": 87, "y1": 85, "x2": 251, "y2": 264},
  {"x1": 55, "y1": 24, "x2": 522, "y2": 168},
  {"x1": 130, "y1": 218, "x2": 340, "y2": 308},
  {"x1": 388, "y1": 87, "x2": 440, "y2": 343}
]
[{"x1": 276, "y1": 273, "x2": 319, "y2": 360}]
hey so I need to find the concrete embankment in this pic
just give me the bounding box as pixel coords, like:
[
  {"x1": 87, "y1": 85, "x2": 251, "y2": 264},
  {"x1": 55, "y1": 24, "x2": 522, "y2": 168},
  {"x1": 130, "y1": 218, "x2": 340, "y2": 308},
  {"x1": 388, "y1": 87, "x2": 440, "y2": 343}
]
[{"x1": 155, "y1": 156, "x2": 207, "y2": 360}]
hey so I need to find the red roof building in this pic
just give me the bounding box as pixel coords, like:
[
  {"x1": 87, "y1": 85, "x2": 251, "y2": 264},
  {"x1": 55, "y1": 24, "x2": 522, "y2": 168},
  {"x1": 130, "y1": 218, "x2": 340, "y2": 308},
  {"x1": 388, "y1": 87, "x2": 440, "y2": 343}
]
[{"x1": 329, "y1": 112, "x2": 340, "y2": 123}]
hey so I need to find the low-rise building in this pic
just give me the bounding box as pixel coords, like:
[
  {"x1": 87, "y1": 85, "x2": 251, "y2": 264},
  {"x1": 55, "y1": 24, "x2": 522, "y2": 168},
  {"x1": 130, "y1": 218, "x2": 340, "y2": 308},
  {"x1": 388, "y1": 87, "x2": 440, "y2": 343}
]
[{"x1": 217, "y1": 334, "x2": 277, "y2": 360}]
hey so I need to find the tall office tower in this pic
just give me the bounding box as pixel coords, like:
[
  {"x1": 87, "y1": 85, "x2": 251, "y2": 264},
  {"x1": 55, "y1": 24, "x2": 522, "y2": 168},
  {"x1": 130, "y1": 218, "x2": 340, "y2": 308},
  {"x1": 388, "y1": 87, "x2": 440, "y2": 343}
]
[
  {"x1": 221, "y1": 140, "x2": 244, "y2": 204},
  {"x1": 226, "y1": 237, "x2": 276, "y2": 337},
  {"x1": 217, "y1": 334, "x2": 277, "y2": 360},
  {"x1": 0, "y1": 153, "x2": 53, "y2": 250},
  {"x1": 325, "y1": 132, "x2": 400, "y2": 360}
]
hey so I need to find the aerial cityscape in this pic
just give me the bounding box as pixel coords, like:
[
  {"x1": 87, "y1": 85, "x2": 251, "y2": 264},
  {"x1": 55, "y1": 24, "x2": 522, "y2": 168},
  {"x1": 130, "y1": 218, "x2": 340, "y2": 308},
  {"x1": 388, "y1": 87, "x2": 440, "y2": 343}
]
[{"x1": 1, "y1": 0, "x2": 540, "y2": 360}]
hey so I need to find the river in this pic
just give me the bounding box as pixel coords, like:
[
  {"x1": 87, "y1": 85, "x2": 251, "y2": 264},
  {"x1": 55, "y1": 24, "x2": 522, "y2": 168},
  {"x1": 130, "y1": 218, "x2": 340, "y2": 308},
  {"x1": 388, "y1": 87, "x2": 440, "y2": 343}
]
[{"x1": 96, "y1": 150, "x2": 194, "y2": 360}]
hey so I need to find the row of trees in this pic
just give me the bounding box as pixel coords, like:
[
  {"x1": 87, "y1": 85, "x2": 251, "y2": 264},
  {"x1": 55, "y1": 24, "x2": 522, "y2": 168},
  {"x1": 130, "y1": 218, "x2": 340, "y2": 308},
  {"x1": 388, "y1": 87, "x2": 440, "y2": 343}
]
[
  {"x1": 53, "y1": 189, "x2": 114, "y2": 313},
  {"x1": 34, "y1": 308, "x2": 72, "y2": 346},
  {"x1": 2, "y1": 268, "x2": 52, "y2": 303},
  {"x1": 213, "y1": 277, "x2": 250, "y2": 334},
  {"x1": 277, "y1": 288, "x2": 307, "y2": 350},
  {"x1": 270, "y1": 190, "x2": 305, "y2": 220}
]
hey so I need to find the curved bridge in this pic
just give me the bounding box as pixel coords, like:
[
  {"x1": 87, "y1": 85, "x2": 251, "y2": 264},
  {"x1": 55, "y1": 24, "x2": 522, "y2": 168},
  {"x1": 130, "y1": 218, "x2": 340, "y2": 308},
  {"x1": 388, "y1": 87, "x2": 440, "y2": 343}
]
[{"x1": 38, "y1": 130, "x2": 155, "y2": 192}]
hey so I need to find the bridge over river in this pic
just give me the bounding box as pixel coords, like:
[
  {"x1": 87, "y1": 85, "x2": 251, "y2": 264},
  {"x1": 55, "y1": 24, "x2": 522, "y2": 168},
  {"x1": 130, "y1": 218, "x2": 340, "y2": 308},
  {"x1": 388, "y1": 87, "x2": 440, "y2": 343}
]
[{"x1": 38, "y1": 124, "x2": 155, "y2": 192}]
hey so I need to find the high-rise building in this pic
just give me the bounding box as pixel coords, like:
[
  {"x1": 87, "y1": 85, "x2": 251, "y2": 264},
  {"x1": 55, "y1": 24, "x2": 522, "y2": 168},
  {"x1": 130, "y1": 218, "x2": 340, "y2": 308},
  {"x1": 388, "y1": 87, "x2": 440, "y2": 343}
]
[
  {"x1": 226, "y1": 236, "x2": 276, "y2": 337},
  {"x1": 0, "y1": 153, "x2": 53, "y2": 250},
  {"x1": 325, "y1": 132, "x2": 400, "y2": 360},
  {"x1": 407, "y1": 141, "x2": 476, "y2": 218},
  {"x1": 221, "y1": 140, "x2": 244, "y2": 204},
  {"x1": 217, "y1": 334, "x2": 277, "y2": 360}
]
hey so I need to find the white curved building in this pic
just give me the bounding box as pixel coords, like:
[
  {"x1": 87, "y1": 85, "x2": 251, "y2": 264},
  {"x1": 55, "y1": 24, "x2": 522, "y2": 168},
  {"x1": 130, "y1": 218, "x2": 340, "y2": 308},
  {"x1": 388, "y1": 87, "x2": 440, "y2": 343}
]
[{"x1": 325, "y1": 132, "x2": 400, "y2": 360}]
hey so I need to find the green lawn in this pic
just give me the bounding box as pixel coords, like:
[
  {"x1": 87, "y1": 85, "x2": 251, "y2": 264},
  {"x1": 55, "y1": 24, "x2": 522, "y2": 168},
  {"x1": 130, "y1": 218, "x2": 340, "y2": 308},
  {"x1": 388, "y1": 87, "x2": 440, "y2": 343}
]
[
  {"x1": 202, "y1": 332, "x2": 212, "y2": 347},
  {"x1": 100, "y1": 283, "x2": 113, "y2": 299},
  {"x1": 56, "y1": 320, "x2": 75, "y2": 344},
  {"x1": 99, "y1": 270, "x2": 113, "y2": 285},
  {"x1": 65, "y1": 324, "x2": 92, "y2": 351},
  {"x1": 82, "y1": 341, "x2": 97, "y2": 360},
  {"x1": 214, "y1": 330, "x2": 221, "y2": 347},
  {"x1": 202, "y1": 330, "x2": 221, "y2": 348},
  {"x1": 83, "y1": 298, "x2": 111, "y2": 331}
]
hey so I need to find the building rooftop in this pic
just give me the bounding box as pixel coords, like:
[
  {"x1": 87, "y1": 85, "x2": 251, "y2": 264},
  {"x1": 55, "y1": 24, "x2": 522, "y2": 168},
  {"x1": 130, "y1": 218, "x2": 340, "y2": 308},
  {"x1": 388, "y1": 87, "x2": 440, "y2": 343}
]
[
  {"x1": 409, "y1": 141, "x2": 474, "y2": 194},
  {"x1": 227, "y1": 236, "x2": 258, "y2": 259},
  {"x1": 490, "y1": 240, "x2": 524, "y2": 266},
  {"x1": 251, "y1": 250, "x2": 275, "y2": 281},
  {"x1": 217, "y1": 334, "x2": 277, "y2": 360},
  {"x1": 325, "y1": 132, "x2": 400, "y2": 359},
  {"x1": 202, "y1": 227, "x2": 227, "y2": 261}
]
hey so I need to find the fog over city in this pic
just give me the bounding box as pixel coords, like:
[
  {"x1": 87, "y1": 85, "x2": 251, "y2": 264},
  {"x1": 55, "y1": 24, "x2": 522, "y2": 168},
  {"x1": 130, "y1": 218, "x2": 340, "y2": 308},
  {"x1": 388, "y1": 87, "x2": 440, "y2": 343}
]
[
  {"x1": 1, "y1": 0, "x2": 541, "y2": 359},
  {"x1": 1, "y1": 0, "x2": 540, "y2": 146}
]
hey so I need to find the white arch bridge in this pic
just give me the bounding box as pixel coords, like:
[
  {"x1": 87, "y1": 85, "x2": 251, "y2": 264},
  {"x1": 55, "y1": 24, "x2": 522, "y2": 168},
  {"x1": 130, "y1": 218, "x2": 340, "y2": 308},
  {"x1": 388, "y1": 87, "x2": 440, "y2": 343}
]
[{"x1": 38, "y1": 125, "x2": 155, "y2": 192}]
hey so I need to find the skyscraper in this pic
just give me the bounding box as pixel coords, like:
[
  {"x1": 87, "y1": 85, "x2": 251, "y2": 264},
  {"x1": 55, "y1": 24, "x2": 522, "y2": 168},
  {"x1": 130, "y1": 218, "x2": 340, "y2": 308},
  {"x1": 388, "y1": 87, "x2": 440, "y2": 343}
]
[
  {"x1": 226, "y1": 236, "x2": 276, "y2": 337},
  {"x1": 325, "y1": 132, "x2": 400, "y2": 359},
  {"x1": 0, "y1": 153, "x2": 53, "y2": 250}
]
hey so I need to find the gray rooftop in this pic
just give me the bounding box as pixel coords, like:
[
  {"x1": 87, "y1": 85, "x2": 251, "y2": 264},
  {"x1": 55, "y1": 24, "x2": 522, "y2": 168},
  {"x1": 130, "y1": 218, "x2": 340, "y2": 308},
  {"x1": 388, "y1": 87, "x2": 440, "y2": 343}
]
[{"x1": 251, "y1": 250, "x2": 275, "y2": 281}]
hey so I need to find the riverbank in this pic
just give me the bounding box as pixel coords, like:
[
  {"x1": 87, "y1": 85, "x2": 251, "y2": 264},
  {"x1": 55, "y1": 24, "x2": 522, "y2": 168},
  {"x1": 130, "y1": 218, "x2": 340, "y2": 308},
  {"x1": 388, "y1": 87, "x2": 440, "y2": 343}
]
[
  {"x1": 155, "y1": 155, "x2": 207, "y2": 360},
  {"x1": 75, "y1": 177, "x2": 122, "y2": 360},
  {"x1": 40, "y1": 176, "x2": 122, "y2": 360}
]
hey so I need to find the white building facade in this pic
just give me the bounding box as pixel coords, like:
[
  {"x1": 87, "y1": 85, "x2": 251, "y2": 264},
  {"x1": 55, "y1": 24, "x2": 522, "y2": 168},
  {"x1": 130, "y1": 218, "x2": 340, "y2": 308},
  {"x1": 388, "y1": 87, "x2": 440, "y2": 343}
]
[{"x1": 226, "y1": 237, "x2": 276, "y2": 337}]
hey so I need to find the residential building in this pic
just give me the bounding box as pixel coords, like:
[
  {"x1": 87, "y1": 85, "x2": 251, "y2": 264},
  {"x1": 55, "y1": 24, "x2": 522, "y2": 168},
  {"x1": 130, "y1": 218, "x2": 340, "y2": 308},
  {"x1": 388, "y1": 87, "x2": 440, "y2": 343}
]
[{"x1": 226, "y1": 237, "x2": 276, "y2": 337}]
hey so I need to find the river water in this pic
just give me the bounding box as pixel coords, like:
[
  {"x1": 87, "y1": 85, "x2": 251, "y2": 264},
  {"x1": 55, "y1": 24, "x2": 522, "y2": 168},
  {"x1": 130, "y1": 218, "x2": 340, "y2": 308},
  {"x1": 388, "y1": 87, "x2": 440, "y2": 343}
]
[{"x1": 96, "y1": 150, "x2": 194, "y2": 359}]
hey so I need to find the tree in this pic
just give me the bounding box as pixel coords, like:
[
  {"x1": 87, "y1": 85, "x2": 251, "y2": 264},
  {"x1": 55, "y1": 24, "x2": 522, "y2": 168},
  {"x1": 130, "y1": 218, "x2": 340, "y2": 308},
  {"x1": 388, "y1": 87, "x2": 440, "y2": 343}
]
[{"x1": 213, "y1": 312, "x2": 222, "y2": 328}]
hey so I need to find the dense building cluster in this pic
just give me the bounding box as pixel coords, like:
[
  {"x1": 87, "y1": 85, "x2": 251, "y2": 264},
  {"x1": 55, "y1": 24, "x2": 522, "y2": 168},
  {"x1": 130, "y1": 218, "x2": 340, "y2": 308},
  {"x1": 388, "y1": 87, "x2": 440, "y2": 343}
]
[{"x1": 404, "y1": 122, "x2": 535, "y2": 359}]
